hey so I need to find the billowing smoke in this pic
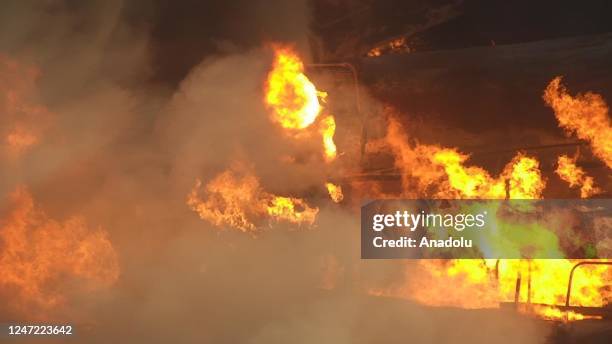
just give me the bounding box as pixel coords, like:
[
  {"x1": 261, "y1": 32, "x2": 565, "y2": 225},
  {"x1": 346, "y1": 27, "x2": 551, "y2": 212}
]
[{"x1": 0, "y1": 1, "x2": 555, "y2": 343}]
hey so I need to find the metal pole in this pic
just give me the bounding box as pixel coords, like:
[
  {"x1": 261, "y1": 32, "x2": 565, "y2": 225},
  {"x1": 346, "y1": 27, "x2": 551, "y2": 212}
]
[{"x1": 306, "y1": 63, "x2": 365, "y2": 160}]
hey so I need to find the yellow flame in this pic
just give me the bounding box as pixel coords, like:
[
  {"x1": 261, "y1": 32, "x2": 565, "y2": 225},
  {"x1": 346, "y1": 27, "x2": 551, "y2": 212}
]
[
  {"x1": 377, "y1": 117, "x2": 545, "y2": 199},
  {"x1": 543, "y1": 76, "x2": 612, "y2": 168},
  {"x1": 325, "y1": 182, "x2": 343, "y2": 203},
  {"x1": 364, "y1": 113, "x2": 610, "y2": 322},
  {"x1": 371, "y1": 259, "x2": 611, "y2": 321},
  {"x1": 267, "y1": 196, "x2": 318, "y2": 226},
  {"x1": 502, "y1": 153, "x2": 545, "y2": 199},
  {"x1": 432, "y1": 148, "x2": 506, "y2": 199},
  {"x1": 529, "y1": 304, "x2": 601, "y2": 322},
  {"x1": 265, "y1": 46, "x2": 322, "y2": 130},
  {"x1": 320, "y1": 115, "x2": 337, "y2": 162},
  {"x1": 187, "y1": 163, "x2": 318, "y2": 231},
  {"x1": 556, "y1": 154, "x2": 601, "y2": 198}
]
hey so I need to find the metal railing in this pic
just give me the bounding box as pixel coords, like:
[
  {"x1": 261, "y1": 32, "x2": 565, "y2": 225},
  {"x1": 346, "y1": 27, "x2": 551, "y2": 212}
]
[{"x1": 565, "y1": 261, "x2": 612, "y2": 307}]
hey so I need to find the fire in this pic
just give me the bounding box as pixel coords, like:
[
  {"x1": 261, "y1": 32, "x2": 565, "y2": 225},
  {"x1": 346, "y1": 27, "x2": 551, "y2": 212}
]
[
  {"x1": 372, "y1": 259, "x2": 611, "y2": 319},
  {"x1": 265, "y1": 46, "x2": 323, "y2": 130},
  {"x1": 367, "y1": 37, "x2": 410, "y2": 57},
  {"x1": 0, "y1": 187, "x2": 119, "y2": 315},
  {"x1": 556, "y1": 154, "x2": 601, "y2": 198},
  {"x1": 267, "y1": 196, "x2": 318, "y2": 226},
  {"x1": 502, "y1": 153, "x2": 545, "y2": 199},
  {"x1": 365, "y1": 113, "x2": 612, "y2": 321},
  {"x1": 528, "y1": 304, "x2": 601, "y2": 322},
  {"x1": 432, "y1": 148, "x2": 506, "y2": 199},
  {"x1": 325, "y1": 182, "x2": 344, "y2": 203},
  {"x1": 320, "y1": 115, "x2": 337, "y2": 161},
  {"x1": 265, "y1": 46, "x2": 339, "y2": 163},
  {"x1": 187, "y1": 163, "x2": 318, "y2": 231},
  {"x1": 543, "y1": 76, "x2": 612, "y2": 168},
  {"x1": 378, "y1": 116, "x2": 545, "y2": 199}
]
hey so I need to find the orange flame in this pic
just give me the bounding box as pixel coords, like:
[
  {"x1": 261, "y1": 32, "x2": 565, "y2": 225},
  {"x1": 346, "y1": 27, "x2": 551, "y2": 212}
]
[
  {"x1": 265, "y1": 46, "x2": 338, "y2": 163},
  {"x1": 267, "y1": 196, "x2": 318, "y2": 226},
  {"x1": 543, "y1": 76, "x2": 612, "y2": 168},
  {"x1": 0, "y1": 187, "x2": 119, "y2": 315},
  {"x1": 320, "y1": 115, "x2": 337, "y2": 162},
  {"x1": 432, "y1": 148, "x2": 506, "y2": 199},
  {"x1": 187, "y1": 163, "x2": 318, "y2": 231},
  {"x1": 379, "y1": 117, "x2": 545, "y2": 199},
  {"x1": 325, "y1": 182, "x2": 344, "y2": 203},
  {"x1": 367, "y1": 37, "x2": 410, "y2": 57},
  {"x1": 371, "y1": 259, "x2": 611, "y2": 321},
  {"x1": 502, "y1": 153, "x2": 545, "y2": 199},
  {"x1": 365, "y1": 114, "x2": 611, "y2": 321},
  {"x1": 265, "y1": 46, "x2": 323, "y2": 130},
  {"x1": 556, "y1": 154, "x2": 601, "y2": 198}
]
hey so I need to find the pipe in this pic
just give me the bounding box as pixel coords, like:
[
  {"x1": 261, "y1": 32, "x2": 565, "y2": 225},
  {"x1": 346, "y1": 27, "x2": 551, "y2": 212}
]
[
  {"x1": 306, "y1": 63, "x2": 364, "y2": 159},
  {"x1": 566, "y1": 261, "x2": 612, "y2": 307}
]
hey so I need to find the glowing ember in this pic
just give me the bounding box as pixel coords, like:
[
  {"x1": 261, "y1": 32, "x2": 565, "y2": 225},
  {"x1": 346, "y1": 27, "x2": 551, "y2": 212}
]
[
  {"x1": 543, "y1": 76, "x2": 612, "y2": 169},
  {"x1": 325, "y1": 182, "x2": 343, "y2": 203},
  {"x1": 556, "y1": 154, "x2": 601, "y2": 198},
  {"x1": 187, "y1": 163, "x2": 318, "y2": 231},
  {"x1": 0, "y1": 187, "x2": 119, "y2": 315},
  {"x1": 265, "y1": 46, "x2": 323, "y2": 130},
  {"x1": 367, "y1": 37, "x2": 410, "y2": 57}
]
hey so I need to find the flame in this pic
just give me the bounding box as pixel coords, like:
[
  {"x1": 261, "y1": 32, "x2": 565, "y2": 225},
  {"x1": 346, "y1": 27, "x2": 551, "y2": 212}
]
[
  {"x1": 264, "y1": 46, "x2": 339, "y2": 163},
  {"x1": 365, "y1": 114, "x2": 611, "y2": 321},
  {"x1": 502, "y1": 153, "x2": 545, "y2": 199},
  {"x1": 371, "y1": 259, "x2": 611, "y2": 320},
  {"x1": 0, "y1": 187, "x2": 119, "y2": 315},
  {"x1": 432, "y1": 148, "x2": 506, "y2": 199},
  {"x1": 267, "y1": 196, "x2": 318, "y2": 226},
  {"x1": 543, "y1": 76, "x2": 612, "y2": 168},
  {"x1": 556, "y1": 154, "x2": 601, "y2": 198},
  {"x1": 320, "y1": 115, "x2": 337, "y2": 162},
  {"x1": 325, "y1": 182, "x2": 344, "y2": 203},
  {"x1": 367, "y1": 37, "x2": 410, "y2": 57},
  {"x1": 378, "y1": 117, "x2": 545, "y2": 199},
  {"x1": 187, "y1": 163, "x2": 318, "y2": 231},
  {"x1": 529, "y1": 304, "x2": 602, "y2": 322},
  {"x1": 265, "y1": 46, "x2": 322, "y2": 130}
]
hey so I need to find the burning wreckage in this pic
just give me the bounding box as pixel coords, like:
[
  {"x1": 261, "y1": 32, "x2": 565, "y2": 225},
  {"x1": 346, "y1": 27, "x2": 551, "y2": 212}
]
[
  {"x1": 0, "y1": 1, "x2": 611, "y2": 343},
  {"x1": 187, "y1": 11, "x2": 611, "y2": 341},
  {"x1": 183, "y1": 40, "x2": 612, "y2": 338}
]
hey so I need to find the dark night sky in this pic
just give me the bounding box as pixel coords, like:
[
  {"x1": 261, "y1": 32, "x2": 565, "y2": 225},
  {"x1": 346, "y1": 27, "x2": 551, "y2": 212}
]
[{"x1": 115, "y1": 0, "x2": 612, "y2": 87}]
